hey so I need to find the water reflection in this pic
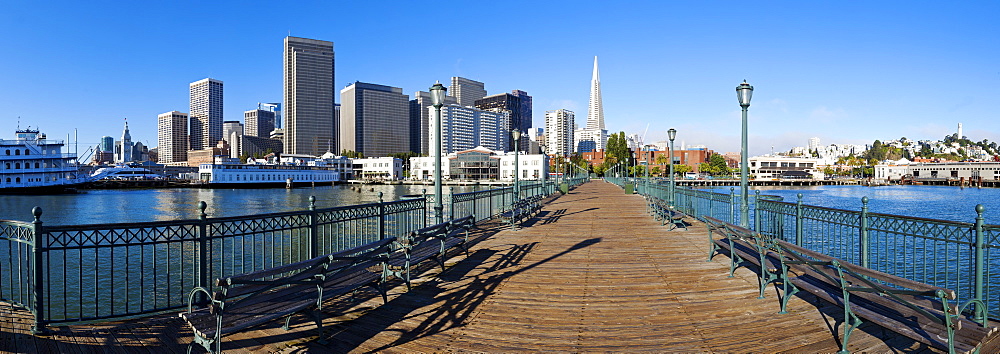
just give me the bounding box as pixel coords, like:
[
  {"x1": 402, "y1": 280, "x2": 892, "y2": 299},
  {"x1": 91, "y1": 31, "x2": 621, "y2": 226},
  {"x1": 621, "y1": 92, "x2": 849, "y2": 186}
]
[
  {"x1": 708, "y1": 185, "x2": 1000, "y2": 224},
  {"x1": 0, "y1": 184, "x2": 479, "y2": 225}
]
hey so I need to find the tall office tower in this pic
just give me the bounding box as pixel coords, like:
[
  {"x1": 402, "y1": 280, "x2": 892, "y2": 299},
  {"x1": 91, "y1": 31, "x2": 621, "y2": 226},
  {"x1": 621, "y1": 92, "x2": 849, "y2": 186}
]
[
  {"x1": 586, "y1": 56, "x2": 605, "y2": 130},
  {"x1": 474, "y1": 90, "x2": 532, "y2": 152},
  {"x1": 157, "y1": 111, "x2": 188, "y2": 163},
  {"x1": 223, "y1": 121, "x2": 243, "y2": 158},
  {"x1": 449, "y1": 77, "x2": 487, "y2": 107},
  {"x1": 430, "y1": 104, "x2": 508, "y2": 154},
  {"x1": 284, "y1": 36, "x2": 335, "y2": 156},
  {"x1": 189, "y1": 78, "x2": 223, "y2": 151},
  {"x1": 118, "y1": 119, "x2": 133, "y2": 163},
  {"x1": 259, "y1": 103, "x2": 282, "y2": 129},
  {"x1": 340, "y1": 82, "x2": 410, "y2": 157},
  {"x1": 100, "y1": 136, "x2": 114, "y2": 152},
  {"x1": 575, "y1": 56, "x2": 609, "y2": 152},
  {"x1": 410, "y1": 90, "x2": 458, "y2": 154},
  {"x1": 244, "y1": 109, "x2": 276, "y2": 137},
  {"x1": 544, "y1": 109, "x2": 575, "y2": 156}
]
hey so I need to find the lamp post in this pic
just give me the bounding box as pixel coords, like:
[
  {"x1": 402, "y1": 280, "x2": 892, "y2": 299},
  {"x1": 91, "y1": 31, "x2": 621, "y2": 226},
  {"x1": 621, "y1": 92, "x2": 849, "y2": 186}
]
[
  {"x1": 643, "y1": 145, "x2": 649, "y2": 196},
  {"x1": 430, "y1": 81, "x2": 446, "y2": 224},
  {"x1": 736, "y1": 80, "x2": 753, "y2": 228},
  {"x1": 512, "y1": 129, "x2": 521, "y2": 198},
  {"x1": 539, "y1": 144, "x2": 548, "y2": 192},
  {"x1": 668, "y1": 128, "x2": 676, "y2": 206}
]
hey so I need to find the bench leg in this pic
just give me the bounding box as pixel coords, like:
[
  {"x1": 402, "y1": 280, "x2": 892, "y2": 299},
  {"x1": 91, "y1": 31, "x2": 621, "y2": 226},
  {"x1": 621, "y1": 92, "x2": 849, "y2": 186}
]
[
  {"x1": 727, "y1": 239, "x2": 743, "y2": 277},
  {"x1": 707, "y1": 230, "x2": 718, "y2": 262}
]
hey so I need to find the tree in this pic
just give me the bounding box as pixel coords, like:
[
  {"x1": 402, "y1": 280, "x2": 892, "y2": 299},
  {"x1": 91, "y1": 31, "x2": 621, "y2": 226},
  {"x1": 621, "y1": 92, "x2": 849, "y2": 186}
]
[
  {"x1": 654, "y1": 154, "x2": 670, "y2": 176},
  {"x1": 674, "y1": 164, "x2": 693, "y2": 175},
  {"x1": 605, "y1": 132, "x2": 633, "y2": 168},
  {"x1": 650, "y1": 166, "x2": 662, "y2": 176},
  {"x1": 341, "y1": 149, "x2": 364, "y2": 158}
]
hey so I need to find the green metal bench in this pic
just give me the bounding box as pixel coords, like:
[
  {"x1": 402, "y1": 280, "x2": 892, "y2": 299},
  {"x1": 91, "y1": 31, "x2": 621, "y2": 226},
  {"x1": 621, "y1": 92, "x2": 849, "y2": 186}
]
[
  {"x1": 704, "y1": 216, "x2": 786, "y2": 301},
  {"x1": 180, "y1": 238, "x2": 395, "y2": 354},
  {"x1": 650, "y1": 197, "x2": 687, "y2": 230},
  {"x1": 774, "y1": 239, "x2": 996, "y2": 354},
  {"x1": 499, "y1": 195, "x2": 542, "y2": 230},
  {"x1": 388, "y1": 215, "x2": 476, "y2": 290}
]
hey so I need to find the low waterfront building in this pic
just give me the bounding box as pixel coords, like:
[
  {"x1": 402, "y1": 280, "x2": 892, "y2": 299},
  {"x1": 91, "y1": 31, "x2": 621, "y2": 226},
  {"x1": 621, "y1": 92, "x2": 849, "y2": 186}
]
[
  {"x1": 409, "y1": 146, "x2": 547, "y2": 182},
  {"x1": 748, "y1": 156, "x2": 824, "y2": 179},
  {"x1": 199, "y1": 152, "x2": 352, "y2": 186},
  {"x1": 875, "y1": 161, "x2": 1000, "y2": 182},
  {"x1": 351, "y1": 157, "x2": 403, "y2": 181}
]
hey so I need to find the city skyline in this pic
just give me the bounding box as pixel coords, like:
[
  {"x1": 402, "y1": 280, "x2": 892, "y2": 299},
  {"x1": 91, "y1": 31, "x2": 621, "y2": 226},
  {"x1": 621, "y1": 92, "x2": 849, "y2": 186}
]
[{"x1": 1, "y1": 2, "x2": 997, "y2": 157}]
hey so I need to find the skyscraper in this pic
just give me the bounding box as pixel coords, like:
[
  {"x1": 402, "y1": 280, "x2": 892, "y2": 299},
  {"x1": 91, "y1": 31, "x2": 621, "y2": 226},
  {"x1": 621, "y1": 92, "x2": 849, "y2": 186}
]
[
  {"x1": 340, "y1": 82, "x2": 410, "y2": 157},
  {"x1": 410, "y1": 90, "x2": 458, "y2": 154},
  {"x1": 450, "y1": 77, "x2": 487, "y2": 107},
  {"x1": 189, "y1": 78, "x2": 223, "y2": 151},
  {"x1": 587, "y1": 56, "x2": 605, "y2": 130},
  {"x1": 432, "y1": 104, "x2": 508, "y2": 154},
  {"x1": 284, "y1": 36, "x2": 335, "y2": 156},
  {"x1": 157, "y1": 111, "x2": 188, "y2": 163},
  {"x1": 244, "y1": 109, "x2": 276, "y2": 138},
  {"x1": 545, "y1": 109, "x2": 574, "y2": 156},
  {"x1": 474, "y1": 90, "x2": 532, "y2": 152},
  {"x1": 575, "y1": 56, "x2": 609, "y2": 152}
]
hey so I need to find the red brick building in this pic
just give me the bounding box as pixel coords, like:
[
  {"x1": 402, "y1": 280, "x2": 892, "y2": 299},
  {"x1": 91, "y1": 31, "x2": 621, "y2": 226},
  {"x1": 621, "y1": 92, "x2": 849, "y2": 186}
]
[{"x1": 578, "y1": 148, "x2": 716, "y2": 174}]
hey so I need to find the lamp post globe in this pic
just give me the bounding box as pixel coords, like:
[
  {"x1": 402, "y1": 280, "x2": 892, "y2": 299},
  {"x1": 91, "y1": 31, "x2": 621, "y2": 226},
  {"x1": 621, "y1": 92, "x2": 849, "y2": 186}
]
[
  {"x1": 736, "y1": 80, "x2": 753, "y2": 228},
  {"x1": 667, "y1": 128, "x2": 676, "y2": 206},
  {"x1": 430, "y1": 81, "x2": 447, "y2": 224}
]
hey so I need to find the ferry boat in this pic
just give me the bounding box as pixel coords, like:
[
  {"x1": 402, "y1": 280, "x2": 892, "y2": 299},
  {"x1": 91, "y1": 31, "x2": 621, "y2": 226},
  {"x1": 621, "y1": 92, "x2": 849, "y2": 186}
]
[
  {"x1": 198, "y1": 153, "x2": 353, "y2": 188},
  {"x1": 91, "y1": 166, "x2": 166, "y2": 180},
  {"x1": 0, "y1": 128, "x2": 91, "y2": 194}
]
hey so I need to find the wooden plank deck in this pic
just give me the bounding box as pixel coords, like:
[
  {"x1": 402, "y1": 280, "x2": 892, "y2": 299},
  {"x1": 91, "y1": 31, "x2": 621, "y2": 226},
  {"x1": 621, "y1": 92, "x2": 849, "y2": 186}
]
[{"x1": 1, "y1": 181, "x2": 988, "y2": 353}]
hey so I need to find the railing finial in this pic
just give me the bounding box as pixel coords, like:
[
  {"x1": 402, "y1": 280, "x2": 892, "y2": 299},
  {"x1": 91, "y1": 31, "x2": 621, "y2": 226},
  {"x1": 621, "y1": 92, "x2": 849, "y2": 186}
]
[
  {"x1": 31, "y1": 206, "x2": 42, "y2": 223},
  {"x1": 199, "y1": 201, "x2": 207, "y2": 220}
]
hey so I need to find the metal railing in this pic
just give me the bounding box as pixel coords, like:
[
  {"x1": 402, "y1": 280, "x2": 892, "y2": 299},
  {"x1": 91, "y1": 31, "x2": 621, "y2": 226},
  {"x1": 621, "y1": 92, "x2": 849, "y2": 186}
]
[
  {"x1": 622, "y1": 179, "x2": 1000, "y2": 320},
  {"x1": 0, "y1": 183, "x2": 565, "y2": 332}
]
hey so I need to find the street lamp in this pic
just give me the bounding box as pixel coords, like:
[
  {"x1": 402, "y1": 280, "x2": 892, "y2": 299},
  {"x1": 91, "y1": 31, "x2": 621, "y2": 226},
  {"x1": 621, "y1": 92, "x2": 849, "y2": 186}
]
[
  {"x1": 643, "y1": 145, "x2": 649, "y2": 196},
  {"x1": 539, "y1": 144, "x2": 548, "y2": 192},
  {"x1": 668, "y1": 128, "x2": 677, "y2": 206},
  {"x1": 512, "y1": 129, "x2": 521, "y2": 198},
  {"x1": 430, "y1": 81, "x2": 446, "y2": 224},
  {"x1": 736, "y1": 80, "x2": 753, "y2": 228}
]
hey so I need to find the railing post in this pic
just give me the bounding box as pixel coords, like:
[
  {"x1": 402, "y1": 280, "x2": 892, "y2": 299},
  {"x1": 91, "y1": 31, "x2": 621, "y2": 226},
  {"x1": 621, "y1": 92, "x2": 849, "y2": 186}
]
[
  {"x1": 197, "y1": 201, "x2": 210, "y2": 304},
  {"x1": 449, "y1": 187, "x2": 455, "y2": 221},
  {"x1": 753, "y1": 190, "x2": 761, "y2": 231},
  {"x1": 422, "y1": 189, "x2": 428, "y2": 227},
  {"x1": 378, "y1": 192, "x2": 386, "y2": 239},
  {"x1": 30, "y1": 206, "x2": 47, "y2": 334},
  {"x1": 859, "y1": 197, "x2": 870, "y2": 268},
  {"x1": 729, "y1": 187, "x2": 736, "y2": 225},
  {"x1": 974, "y1": 204, "x2": 987, "y2": 322},
  {"x1": 795, "y1": 194, "x2": 804, "y2": 246},
  {"x1": 309, "y1": 196, "x2": 319, "y2": 257}
]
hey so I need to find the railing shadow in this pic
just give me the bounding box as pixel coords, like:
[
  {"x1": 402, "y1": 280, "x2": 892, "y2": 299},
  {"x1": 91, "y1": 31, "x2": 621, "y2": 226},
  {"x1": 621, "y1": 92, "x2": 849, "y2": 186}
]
[{"x1": 313, "y1": 237, "x2": 602, "y2": 352}]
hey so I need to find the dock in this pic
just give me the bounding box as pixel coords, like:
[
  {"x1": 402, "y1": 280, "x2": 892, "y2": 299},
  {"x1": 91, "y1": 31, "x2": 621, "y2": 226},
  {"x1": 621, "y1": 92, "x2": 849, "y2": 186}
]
[{"x1": 0, "y1": 181, "x2": 981, "y2": 352}]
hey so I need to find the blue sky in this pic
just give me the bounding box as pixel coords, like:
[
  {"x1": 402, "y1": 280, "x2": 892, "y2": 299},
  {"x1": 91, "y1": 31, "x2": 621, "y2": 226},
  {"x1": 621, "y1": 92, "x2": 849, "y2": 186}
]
[{"x1": 1, "y1": 1, "x2": 997, "y2": 157}]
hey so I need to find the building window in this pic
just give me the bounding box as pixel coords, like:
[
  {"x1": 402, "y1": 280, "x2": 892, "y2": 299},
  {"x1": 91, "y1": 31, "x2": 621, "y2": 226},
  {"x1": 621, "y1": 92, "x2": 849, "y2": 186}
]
[{"x1": 15, "y1": 150, "x2": 20, "y2": 155}]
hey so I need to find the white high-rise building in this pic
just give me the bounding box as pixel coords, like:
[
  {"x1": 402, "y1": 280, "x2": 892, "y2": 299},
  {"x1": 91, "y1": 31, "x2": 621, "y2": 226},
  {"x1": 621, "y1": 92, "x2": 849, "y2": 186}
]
[
  {"x1": 544, "y1": 109, "x2": 574, "y2": 156},
  {"x1": 189, "y1": 78, "x2": 223, "y2": 151},
  {"x1": 284, "y1": 36, "x2": 335, "y2": 156},
  {"x1": 450, "y1": 77, "x2": 487, "y2": 107},
  {"x1": 118, "y1": 119, "x2": 133, "y2": 163},
  {"x1": 575, "y1": 56, "x2": 609, "y2": 152},
  {"x1": 410, "y1": 90, "x2": 457, "y2": 155},
  {"x1": 430, "y1": 104, "x2": 508, "y2": 154},
  {"x1": 808, "y1": 137, "x2": 821, "y2": 150},
  {"x1": 157, "y1": 111, "x2": 188, "y2": 163}
]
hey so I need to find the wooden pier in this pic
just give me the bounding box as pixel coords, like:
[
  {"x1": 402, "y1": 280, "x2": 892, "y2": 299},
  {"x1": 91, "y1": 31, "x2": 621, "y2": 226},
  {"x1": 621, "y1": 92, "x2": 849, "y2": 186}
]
[{"x1": 2, "y1": 181, "x2": 991, "y2": 352}]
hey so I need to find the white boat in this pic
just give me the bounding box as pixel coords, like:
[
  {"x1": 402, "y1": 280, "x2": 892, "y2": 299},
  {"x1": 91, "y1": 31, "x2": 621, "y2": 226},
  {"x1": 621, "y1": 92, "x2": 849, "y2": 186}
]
[
  {"x1": 0, "y1": 128, "x2": 91, "y2": 194},
  {"x1": 198, "y1": 153, "x2": 353, "y2": 188},
  {"x1": 90, "y1": 166, "x2": 166, "y2": 181}
]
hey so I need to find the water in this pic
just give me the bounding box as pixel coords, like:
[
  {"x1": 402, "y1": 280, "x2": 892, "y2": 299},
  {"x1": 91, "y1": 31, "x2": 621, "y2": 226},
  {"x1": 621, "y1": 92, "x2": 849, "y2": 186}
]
[
  {"x1": 706, "y1": 185, "x2": 1000, "y2": 225},
  {"x1": 0, "y1": 184, "x2": 481, "y2": 225}
]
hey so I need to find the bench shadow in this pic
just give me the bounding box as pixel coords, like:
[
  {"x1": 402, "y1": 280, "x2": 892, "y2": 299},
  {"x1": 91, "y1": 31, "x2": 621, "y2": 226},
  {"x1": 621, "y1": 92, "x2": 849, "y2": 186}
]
[{"x1": 311, "y1": 237, "x2": 602, "y2": 352}]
